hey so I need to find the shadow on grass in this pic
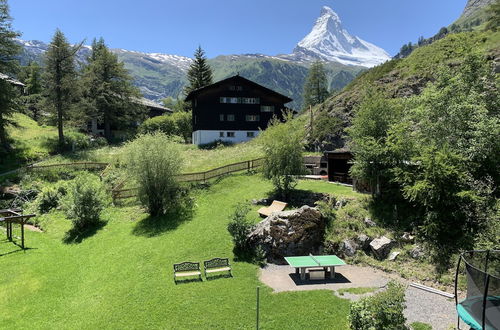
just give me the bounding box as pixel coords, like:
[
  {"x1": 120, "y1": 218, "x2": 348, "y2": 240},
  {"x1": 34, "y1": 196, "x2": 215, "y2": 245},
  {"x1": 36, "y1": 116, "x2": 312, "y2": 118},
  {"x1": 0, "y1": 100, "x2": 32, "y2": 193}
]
[
  {"x1": 174, "y1": 277, "x2": 203, "y2": 285},
  {"x1": 262, "y1": 188, "x2": 330, "y2": 208},
  {"x1": 205, "y1": 273, "x2": 232, "y2": 281},
  {"x1": 63, "y1": 220, "x2": 107, "y2": 244},
  {"x1": 132, "y1": 204, "x2": 194, "y2": 238}
]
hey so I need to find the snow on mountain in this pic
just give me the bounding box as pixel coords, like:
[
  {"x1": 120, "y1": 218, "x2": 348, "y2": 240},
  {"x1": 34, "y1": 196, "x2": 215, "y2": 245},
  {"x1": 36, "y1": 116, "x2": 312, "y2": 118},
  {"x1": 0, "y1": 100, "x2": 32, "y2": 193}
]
[{"x1": 289, "y1": 6, "x2": 390, "y2": 68}]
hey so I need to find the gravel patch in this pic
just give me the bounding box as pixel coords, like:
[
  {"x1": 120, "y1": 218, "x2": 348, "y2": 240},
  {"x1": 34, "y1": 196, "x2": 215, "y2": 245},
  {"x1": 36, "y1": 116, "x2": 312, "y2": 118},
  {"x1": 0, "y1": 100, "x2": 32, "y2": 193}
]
[{"x1": 259, "y1": 263, "x2": 457, "y2": 329}]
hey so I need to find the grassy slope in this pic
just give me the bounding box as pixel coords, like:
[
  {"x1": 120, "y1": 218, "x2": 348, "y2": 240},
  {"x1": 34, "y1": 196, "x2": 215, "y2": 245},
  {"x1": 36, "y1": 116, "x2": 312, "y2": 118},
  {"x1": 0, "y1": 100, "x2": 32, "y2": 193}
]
[
  {"x1": 320, "y1": 30, "x2": 500, "y2": 117},
  {"x1": 1, "y1": 113, "x2": 58, "y2": 173},
  {"x1": 0, "y1": 175, "x2": 355, "y2": 329}
]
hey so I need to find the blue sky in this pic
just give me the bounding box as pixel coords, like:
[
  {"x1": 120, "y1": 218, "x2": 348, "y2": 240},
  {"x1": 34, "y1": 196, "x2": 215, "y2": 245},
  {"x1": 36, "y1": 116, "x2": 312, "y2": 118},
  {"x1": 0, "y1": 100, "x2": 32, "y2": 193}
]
[{"x1": 11, "y1": 0, "x2": 466, "y2": 57}]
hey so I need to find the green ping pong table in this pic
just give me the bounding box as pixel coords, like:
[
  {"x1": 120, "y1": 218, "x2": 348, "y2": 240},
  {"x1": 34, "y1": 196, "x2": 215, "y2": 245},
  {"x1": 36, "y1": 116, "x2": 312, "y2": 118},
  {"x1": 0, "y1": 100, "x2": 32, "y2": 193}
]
[{"x1": 284, "y1": 254, "x2": 346, "y2": 281}]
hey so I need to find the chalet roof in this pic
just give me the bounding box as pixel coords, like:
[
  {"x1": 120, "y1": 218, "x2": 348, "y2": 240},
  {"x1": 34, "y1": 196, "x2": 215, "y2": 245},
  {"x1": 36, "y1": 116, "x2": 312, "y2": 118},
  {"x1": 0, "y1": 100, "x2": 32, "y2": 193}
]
[
  {"x1": 132, "y1": 97, "x2": 172, "y2": 113},
  {"x1": 185, "y1": 75, "x2": 293, "y2": 103},
  {"x1": 0, "y1": 72, "x2": 25, "y2": 87},
  {"x1": 324, "y1": 147, "x2": 352, "y2": 154}
]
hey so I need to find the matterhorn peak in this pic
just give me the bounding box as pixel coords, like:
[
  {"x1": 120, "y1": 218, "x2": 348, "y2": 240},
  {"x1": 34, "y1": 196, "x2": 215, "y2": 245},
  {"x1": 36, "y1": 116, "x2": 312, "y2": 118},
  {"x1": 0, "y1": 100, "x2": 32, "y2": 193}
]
[{"x1": 292, "y1": 6, "x2": 390, "y2": 67}]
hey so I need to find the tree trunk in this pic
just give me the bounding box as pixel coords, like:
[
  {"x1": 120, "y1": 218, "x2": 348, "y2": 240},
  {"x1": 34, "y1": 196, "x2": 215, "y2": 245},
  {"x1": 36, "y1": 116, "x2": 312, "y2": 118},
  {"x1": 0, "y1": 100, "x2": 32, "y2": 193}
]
[
  {"x1": 56, "y1": 62, "x2": 64, "y2": 150},
  {"x1": 0, "y1": 113, "x2": 10, "y2": 152},
  {"x1": 104, "y1": 110, "x2": 112, "y2": 142}
]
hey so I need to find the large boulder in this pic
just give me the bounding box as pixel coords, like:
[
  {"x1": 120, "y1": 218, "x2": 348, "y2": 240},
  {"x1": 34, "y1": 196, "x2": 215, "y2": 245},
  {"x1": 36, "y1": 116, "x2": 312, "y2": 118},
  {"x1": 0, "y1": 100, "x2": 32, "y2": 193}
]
[
  {"x1": 369, "y1": 236, "x2": 393, "y2": 260},
  {"x1": 341, "y1": 239, "x2": 358, "y2": 257},
  {"x1": 247, "y1": 205, "x2": 325, "y2": 264},
  {"x1": 356, "y1": 234, "x2": 372, "y2": 251}
]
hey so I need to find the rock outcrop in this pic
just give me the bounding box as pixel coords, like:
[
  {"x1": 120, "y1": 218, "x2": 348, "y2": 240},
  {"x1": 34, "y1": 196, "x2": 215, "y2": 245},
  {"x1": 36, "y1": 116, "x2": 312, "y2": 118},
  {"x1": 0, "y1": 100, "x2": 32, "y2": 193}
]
[
  {"x1": 247, "y1": 206, "x2": 325, "y2": 264},
  {"x1": 369, "y1": 236, "x2": 393, "y2": 260}
]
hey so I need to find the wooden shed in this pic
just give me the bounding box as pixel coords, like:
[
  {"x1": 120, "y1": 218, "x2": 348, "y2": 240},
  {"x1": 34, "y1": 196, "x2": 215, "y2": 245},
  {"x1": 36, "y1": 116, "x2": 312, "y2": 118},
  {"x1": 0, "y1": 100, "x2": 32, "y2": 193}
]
[{"x1": 324, "y1": 150, "x2": 353, "y2": 184}]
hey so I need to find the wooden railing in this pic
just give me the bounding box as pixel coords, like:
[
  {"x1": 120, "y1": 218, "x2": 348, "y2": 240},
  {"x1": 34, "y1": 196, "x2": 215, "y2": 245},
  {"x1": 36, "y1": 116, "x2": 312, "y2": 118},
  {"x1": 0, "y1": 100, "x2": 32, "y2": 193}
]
[
  {"x1": 111, "y1": 158, "x2": 264, "y2": 201},
  {"x1": 28, "y1": 162, "x2": 109, "y2": 171}
]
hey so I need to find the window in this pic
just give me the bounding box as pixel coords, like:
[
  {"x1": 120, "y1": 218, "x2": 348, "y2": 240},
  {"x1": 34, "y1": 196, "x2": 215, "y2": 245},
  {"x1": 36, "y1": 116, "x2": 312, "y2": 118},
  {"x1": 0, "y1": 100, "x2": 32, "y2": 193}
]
[
  {"x1": 229, "y1": 85, "x2": 243, "y2": 91},
  {"x1": 220, "y1": 97, "x2": 243, "y2": 104},
  {"x1": 246, "y1": 115, "x2": 260, "y2": 122},
  {"x1": 242, "y1": 97, "x2": 260, "y2": 104},
  {"x1": 220, "y1": 97, "x2": 226, "y2": 103},
  {"x1": 260, "y1": 105, "x2": 274, "y2": 112},
  {"x1": 227, "y1": 132, "x2": 235, "y2": 137},
  {"x1": 219, "y1": 114, "x2": 224, "y2": 121},
  {"x1": 227, "y1": 114, "x2": 235, "y2": 121},
  {"x1": 247, "y1": 132, "x2": 255, "y2": 137},
  {"x1": 219, "y1": 132, "x2": 224, "y2": 138}
]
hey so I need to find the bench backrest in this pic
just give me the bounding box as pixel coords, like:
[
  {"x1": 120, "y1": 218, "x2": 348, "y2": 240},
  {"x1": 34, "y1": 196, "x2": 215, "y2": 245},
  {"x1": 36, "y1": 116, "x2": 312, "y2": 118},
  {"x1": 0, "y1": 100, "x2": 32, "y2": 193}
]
[
  {"x1": 204, "y1": 258, "x2": 230, "y2": 269},
  {"x1": 174, "y1": 262, "x2": 200, "y2": 272},
  {"x1": 269, "y1": 201, "x2": 287, "y2": 212}
]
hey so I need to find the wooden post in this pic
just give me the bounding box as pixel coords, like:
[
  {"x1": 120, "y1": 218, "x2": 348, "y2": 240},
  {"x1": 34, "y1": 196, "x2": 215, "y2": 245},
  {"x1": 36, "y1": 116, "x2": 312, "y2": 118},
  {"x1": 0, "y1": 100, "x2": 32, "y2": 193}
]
[
  {"x1": 256, "y1": 286, "x2": 260, "y2": 330},
  {"x1": 310, "y1": 105, "x2": 313, "y2": 140},
  {"x1": 21, "y1": 219, "x2": 25, "y2": 249}
]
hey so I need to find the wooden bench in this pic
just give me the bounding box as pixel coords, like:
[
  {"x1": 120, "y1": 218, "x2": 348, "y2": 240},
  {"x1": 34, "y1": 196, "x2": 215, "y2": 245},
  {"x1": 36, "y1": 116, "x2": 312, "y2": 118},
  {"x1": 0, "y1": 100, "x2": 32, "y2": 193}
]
[
  {"x1": 204, "y1": 258, "x2": 232, "y2": 278},
  {"x1": 173, "y1": 262, "x2": 202, "y2": 283},
  {"x1": 258, "y1": 200, "x2": 287, "y2": 217}
]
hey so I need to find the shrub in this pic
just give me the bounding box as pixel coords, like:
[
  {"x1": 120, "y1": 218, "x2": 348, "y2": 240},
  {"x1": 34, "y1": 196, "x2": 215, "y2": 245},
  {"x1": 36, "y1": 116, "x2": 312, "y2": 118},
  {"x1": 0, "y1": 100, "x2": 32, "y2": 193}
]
[
  {"x1": 227, "y1": 203, "x2": 253, "y2": 250},
  {"x1": 260, "y1": 112, "x2": 306, "y2": 198},
  {"x1": 138, "y1": 111, "x2": 192, "y2": 143},
  {"x1": 61, "y1": 173, "x2": 108, "y2": 230},
  {"x1": 122, "y1": 132, "x2": 185, "y2": 216},
  {"x1": 35, "y1": 186, "x2": 61, "y2": 213},
  {"x1": 349, "y1": 281, "x2": 407, "y2": 330}
]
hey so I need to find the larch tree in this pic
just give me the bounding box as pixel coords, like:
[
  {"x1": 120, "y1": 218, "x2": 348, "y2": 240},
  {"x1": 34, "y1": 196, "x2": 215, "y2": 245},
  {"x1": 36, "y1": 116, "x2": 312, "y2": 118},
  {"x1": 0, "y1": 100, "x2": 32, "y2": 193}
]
[
  {"x1": 43, "y1": 29, "x2": 81, "y2": 149},
  {"x1": 0, "y1": 0, "x2": 21, "y2": 154},
  {"x1": 82, "y1": 38, "x2": 142, "y2": 142},
  {"x1": 303, "y1": 60, "x2": 329, "y2": 110},
  {"x1": 184, "y1": 46, "x2": 213, "y2": 95}
]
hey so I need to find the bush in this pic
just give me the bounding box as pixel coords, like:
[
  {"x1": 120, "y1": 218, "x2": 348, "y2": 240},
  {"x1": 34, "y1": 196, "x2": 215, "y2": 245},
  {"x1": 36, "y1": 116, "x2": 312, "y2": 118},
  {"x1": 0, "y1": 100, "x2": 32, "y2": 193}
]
[
  {"x1": 122, "y1": 132, "x2": 186, "y2": 216},
  {"x1": 138, "y1": 111, "x2": 192, "y2": 143},
  {"x1": 35, "y1": 186, "x2": 62, "y2": 213},
  {"x1": 227, "y1": 203, "x2": 253, "y2": 250},
  {"x1": 61, "y1": 173, "x2": 108, "y2": 230},
  {"x1": 349, "y1": 281, "x2": 407, "y2": 330},
  {"x1": 260, "y1": 112, "x2": 306, "y2": 198},
  {"x1": 45, "y1": 131, "x2": 107, "y2": 153}
]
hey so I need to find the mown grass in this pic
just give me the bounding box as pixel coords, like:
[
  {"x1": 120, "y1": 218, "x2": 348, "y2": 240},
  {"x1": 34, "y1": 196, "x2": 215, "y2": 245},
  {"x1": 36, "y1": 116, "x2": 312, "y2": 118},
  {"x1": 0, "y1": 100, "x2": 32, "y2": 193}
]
[{"x1": 0, "y1": 174, "x2": 353, "y2": 329}]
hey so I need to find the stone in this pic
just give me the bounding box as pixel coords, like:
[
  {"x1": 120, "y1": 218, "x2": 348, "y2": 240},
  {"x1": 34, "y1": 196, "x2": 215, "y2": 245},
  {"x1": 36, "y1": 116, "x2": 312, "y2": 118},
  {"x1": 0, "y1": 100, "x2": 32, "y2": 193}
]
[
  {"x1": 356, "y1": 234, "x2": 372, "y2": 251},
  {"x1": 410, "y1": 245, "x2": 425, "y2": 260},
  {"x1": 341, "y1": 239, "x2": 357, "y2": 257},
  {"x1": 247, "y1": 205, "x2": 325, "y2": 264},
  {"x1": 369, "y1": 236, "x2": 393, "y2": 260},
  {"x1": 364, "y1": 217, "x2": 376, "y2": 227},
  {"x1": 251, "y1": 198, "x2": 269, "y2": 206},
  {"x1": 401, "y1": 232, "x2": 415, "y2": 243},
  {"x1": 388, "y1": 251, "x2": 400, "y2": 261}
]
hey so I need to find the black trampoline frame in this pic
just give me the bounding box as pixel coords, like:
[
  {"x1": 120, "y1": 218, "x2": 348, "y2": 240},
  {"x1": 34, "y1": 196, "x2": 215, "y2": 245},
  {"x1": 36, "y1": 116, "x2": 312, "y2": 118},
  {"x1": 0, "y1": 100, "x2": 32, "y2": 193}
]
[{"x1": 455, "y1": 249, "x2": 500, "y2": 330}]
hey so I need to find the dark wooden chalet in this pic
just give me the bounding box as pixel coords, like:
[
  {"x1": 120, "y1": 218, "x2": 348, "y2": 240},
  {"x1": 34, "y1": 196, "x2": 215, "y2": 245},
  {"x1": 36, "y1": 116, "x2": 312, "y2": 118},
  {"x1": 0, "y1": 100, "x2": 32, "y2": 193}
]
[{"x1": 185, "y1": 75, "x2": 292, "y2": 145}]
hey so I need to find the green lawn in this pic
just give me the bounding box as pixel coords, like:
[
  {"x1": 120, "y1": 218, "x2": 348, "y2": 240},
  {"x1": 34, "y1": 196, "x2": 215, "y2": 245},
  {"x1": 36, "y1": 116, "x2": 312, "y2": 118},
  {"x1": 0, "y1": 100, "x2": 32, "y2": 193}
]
[{"x1": 0, "y1": 175, "x2": 354, "y2": 329}]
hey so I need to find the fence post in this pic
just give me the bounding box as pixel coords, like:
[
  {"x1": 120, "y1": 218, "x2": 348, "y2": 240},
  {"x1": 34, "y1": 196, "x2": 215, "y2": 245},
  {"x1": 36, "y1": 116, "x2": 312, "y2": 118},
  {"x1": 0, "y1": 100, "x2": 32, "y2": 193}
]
[{"x1": 248, "y1": 161, "x2": 250, "y2": 172}]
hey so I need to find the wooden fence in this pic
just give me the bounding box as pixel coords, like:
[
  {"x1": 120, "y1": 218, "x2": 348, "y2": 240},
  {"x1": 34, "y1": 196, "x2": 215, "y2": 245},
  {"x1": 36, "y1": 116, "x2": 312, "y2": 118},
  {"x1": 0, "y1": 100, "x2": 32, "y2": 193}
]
[
  {"x1": 27, "y1": 162, "x2": 109, "y2": 171},
  {"x1": 111, "y1": 158, "x2": 264, "y2": 201}
]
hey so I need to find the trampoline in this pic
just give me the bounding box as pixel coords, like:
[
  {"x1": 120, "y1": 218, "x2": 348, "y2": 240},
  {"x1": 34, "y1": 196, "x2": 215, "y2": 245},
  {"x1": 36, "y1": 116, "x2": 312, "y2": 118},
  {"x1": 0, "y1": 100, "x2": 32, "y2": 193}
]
[{"x1": 455, "y1": 250, "x2": 500, "y2": 330}]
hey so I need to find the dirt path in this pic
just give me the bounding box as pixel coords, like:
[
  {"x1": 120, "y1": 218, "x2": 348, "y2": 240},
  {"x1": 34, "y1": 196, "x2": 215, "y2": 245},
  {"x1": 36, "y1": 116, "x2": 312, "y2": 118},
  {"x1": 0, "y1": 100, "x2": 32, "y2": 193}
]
[{"x1": 259, "y1": 264, "x2": 456, "y2": 329}]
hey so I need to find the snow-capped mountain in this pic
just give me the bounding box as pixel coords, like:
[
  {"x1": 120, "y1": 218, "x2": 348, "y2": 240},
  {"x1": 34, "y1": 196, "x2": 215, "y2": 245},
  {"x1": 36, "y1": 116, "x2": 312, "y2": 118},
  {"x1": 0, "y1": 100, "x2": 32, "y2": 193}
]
[{"x1": 289, "y1": 6, "x2": 390, "y2": 68}]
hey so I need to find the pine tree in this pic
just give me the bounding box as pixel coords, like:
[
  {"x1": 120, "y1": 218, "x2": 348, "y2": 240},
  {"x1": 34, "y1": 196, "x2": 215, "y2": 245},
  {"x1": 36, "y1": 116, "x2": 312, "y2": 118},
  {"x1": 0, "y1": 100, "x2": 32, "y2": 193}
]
[
  {"x1": 22, "y1": 62, "x2": 44, "y2": 121},
  {"x1": 0, "y1": 0, "x2": 21, "y2": 153},
  {"x1": 303, "y1": 60, "x2": 329, "y2": 109},
  {"x1": 82, "y1": 37, "x2": 141, "y2": 142},
  {"x1": 43, "y1": 29, "x2": 81, "y2": 149},
  {"x1": 184, "y1": 46, "x2": 213, "y2": 95}
]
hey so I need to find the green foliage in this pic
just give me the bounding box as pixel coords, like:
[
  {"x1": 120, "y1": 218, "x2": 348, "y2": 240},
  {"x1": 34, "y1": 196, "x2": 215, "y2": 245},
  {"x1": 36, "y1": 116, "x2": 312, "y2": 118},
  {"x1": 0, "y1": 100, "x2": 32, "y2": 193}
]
[
  {"x1": 82, "y1": 38, "x2": 143, "y2": 142},
  {"x1": 61, "y1": 173, "x2": 108, "y2": 230},
  {"x1": 348, "y1": 50, "x2": 499, "y2": 264},
  {"x1": 43, "y1": 29, "x2": 81, "y2": 149},
  {"x1": 122, "y1": 132, "x2": 186, "y2": 216},
  {"x1": 410, "y1": 322, "x2": 432, "y2": 330},
  {"x1": 0, "y1": 0, "x2": 21, "y2": 153},
  {"x1": 307, "y1": 109, "x2": 343, "y2": 149},
  {"x1": 347, "y1": 88, "x2": 402, "y2": 194},
  {"x1": 184, "y1": 46, "x2": 213, "y2": 95},
  {"x1": 35, "y1": 185, "x2": 62, "y2": 214},
  {"x1": 303, "y1": 60, "x2": 329, "y2": 109},
  {"x1": 485, "y1": 0, "x2": 500, "y2": 31},
  {"x1": 138, "y1": 111, "x2": 192, "y2": 143},
  {"x1": 45, "y1": 131, "x2": 107, "y2": 153},
  {"x1": 227, "y1": 203, "x2": 253, "y2": 251},
  {"x1": 260, "y1": 113, "x2": 306, "y2": 198},
  {"x1": 349, "y1": 281, "x2": 407, "y2": 330}
]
